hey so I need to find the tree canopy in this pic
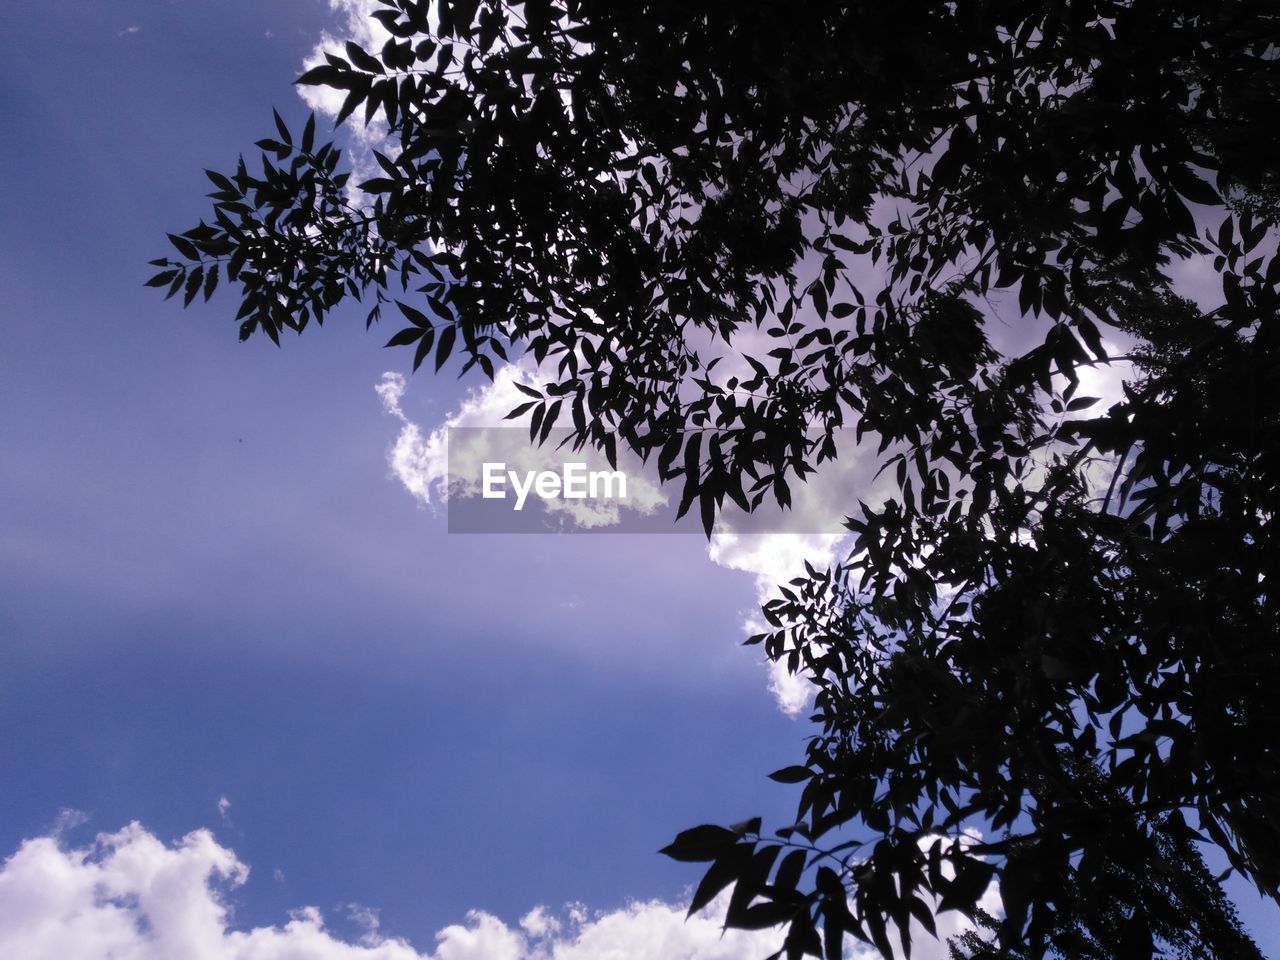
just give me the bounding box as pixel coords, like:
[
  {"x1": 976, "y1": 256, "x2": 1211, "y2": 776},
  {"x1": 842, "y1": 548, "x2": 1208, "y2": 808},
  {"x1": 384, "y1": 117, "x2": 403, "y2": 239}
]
[{"x1": 154, "y1": 1, "x2": 1280, "y2": 957}]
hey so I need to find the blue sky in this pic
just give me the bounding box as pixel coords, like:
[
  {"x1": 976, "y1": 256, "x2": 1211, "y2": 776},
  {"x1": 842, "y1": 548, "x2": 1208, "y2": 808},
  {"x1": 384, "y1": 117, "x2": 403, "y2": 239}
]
[
  {"x1": 0, "y1": 3, "x2": 1276, "y2": 958},
  {"x1": 0, "y1": 2, "x2": 823, "y2": 955}
]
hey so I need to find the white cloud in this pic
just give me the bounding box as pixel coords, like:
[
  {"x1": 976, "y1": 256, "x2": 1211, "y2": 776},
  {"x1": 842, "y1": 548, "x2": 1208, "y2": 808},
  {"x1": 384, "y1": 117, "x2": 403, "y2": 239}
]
[
  {"x1": 376, "y1": 366, "x2": 865, "y2": 712},
  {"x1": 375, "y1": 370, "x2": 443, "y2": 507},
  {"x1": 49, "y1": 808, "x2": 89, "y2": 838},
  {"x1": 518, "y1": 905, "x2": 560, "y2": 939},
  {"x1": 344, "y1": 903, "x2": 385, "y2": 946},
  {"x1": 296, "y1": 1, "x2": 392, "y2": 120},
  {"x1": 539, "y1": 897, "x2": 780, "y2": 960},
  {"x1": 708, "y1": 531, "x2": 848, "y2": 716},
  {"x1": 703, "y1": 439, "x2": 902, "y2": 715},
  {"x1": 375, "y1": 367, "x2": 666, "y2": 527},
  {"x1": 294, "y1": 1, "x2": 398, "y2": 196},
  {"x1": 0, "y1": 823, "x2": 247, "y2": 960},
  {"x1": 300, "y1": 0, "x2": 920, "y2": 714},
  {"x1": 0, "y1": 824, "x2": 776, "y2": 960},
  {"x1": 0, "y1": 823, "x2": 996, "y2": 960}
]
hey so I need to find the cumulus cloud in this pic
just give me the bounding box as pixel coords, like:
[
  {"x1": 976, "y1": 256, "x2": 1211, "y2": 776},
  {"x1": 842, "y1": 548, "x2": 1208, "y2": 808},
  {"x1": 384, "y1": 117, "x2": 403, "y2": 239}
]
[
  {"x1": 0, "y1": 823, "x2": 248, "y2": 960},
  {"x1": 704, "y1": 438, "x2": 903, "y2": 714},
  {"x1": 0, "y1": 824, "x2": 996, "y2": 960},
  {"x1": 375, "y1": 366, "x2": 666, "y2": 528},
  {"x1": 376, "y1": 366, "x2": 878, "y2": 711},
  {"x1": 295, "y1": 1, "x2": 390, "y2": 120},
  {"x1": 293, "y1": 0, "x2": 403, "y2": 198},
  {"x1": 708, "y1": 531, "x2": 846, "y2": 716}
]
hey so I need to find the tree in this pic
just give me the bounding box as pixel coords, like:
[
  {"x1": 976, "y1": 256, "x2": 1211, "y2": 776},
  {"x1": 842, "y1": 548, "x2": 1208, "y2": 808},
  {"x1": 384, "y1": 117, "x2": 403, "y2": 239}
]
[{"x1": 153, "y1": 1, "x2": 1280, "y2": 956}]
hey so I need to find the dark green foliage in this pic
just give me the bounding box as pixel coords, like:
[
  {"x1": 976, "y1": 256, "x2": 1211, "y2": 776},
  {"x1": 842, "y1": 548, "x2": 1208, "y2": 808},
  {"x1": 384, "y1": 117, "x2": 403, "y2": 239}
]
[{"x1": 156, "y1": 1, "x2": 1280, "y2": 956}]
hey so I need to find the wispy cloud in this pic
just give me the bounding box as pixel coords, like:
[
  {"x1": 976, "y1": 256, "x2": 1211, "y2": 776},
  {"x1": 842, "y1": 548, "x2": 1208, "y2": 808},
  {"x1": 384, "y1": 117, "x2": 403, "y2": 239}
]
[{"x1": 47, "y1": 808, "x2": 89, "y2": 838}]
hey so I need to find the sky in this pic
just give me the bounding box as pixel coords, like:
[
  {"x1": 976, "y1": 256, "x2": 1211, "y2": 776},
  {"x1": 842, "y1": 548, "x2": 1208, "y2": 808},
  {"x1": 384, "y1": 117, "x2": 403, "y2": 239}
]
[{"x1": 0, "y1": 2, "x2": 1276, "y2": 958}]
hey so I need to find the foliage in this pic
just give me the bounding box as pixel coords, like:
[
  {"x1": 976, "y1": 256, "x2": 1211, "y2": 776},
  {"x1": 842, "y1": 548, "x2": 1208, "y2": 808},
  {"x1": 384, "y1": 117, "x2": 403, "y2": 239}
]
[{"x1": 155, "y1": 1, "x2": 1280, "y2": 957}]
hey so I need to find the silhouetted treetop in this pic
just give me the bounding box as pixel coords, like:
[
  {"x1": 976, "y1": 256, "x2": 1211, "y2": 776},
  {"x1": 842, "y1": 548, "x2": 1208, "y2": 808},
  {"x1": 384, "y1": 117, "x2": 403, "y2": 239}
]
[{"x1": 156, "y1": 2, "x2": 1280, "y2": 957}]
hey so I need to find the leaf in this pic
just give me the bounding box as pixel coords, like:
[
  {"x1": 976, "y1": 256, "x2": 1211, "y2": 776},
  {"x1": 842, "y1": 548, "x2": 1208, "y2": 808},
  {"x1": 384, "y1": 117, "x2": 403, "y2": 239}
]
[
  {"x1": 1065, "y1": 395, "x2": 1100, "y2": 411},
  {"x1": 659, "y1": 825, "x2": 739, "y2": 863},
  {"x1": 167, "y1": 233, "x2": 199, "y2": 260},
  {"x1": 434, "y1": 324, "x2": 456, "y2": 371},
  {"x1": 773, "y1": 848, "x2": 807, "y2": 895},
  {"x1": 272, "y1": 108, "x2": 292, "y2": 146},
  {"x1": 346, "y1": 40, "x2": 385, "y2": 74},
  {"x1": 183, "y1": 266, "x2": 204, "y2": 307},
  {"x1": 295, "y1": 64, "x2": 344, "y2": 87},
  {"x1": 385, "y1": 326, "x2": 425, "y2": 348},
  {"x1": 301, "y1": 112, "x2": 316, "y2": 154},
  {"x1": 529, "y1": 403, "x2": 545, "y2": 443},
  {"x1": 202, "y1": 263, "x2": 219, "y2": 301},
  {"x1": 683, "y1": 431, "x2": 702, "y2": 481},
  {"x1": 334, "y1": 82, "x2": 368, "y2": 127},
  {"x1": 396, "y1": 300, "x2": 432, "y2": 328},
  {"x1": 768, "y1": 765, "x2": 813, "y2": 784},
  {"x1": 503, "y1": 401, "x2": 537, "y2": 421},
  {"x1": 687, "y1": 845, "x2": 752, "y2": 916},
  {"x1": 938, "y1": 858, "x2": 995, "y2": 913},
  {"x1": 412, "y1": 327, "x2": 436, "y2": 371},
  {"x1": 204, "y1": 169, "x2": 234, "y2": 192},
  {"x1": 1167, "y1": 165, "x2": 1220, "y2": 207},
  {"x1": 255, "y1": 138, "x2": 290, "y2": 156},
  {"x1": 540, "y1": 399, "x2": 562, "y2": 443},
  {"x1": 699, "y1": 487, "x2": 716, "y2": 537},
  {"x1": 359, "y1": 177, "x2": 399, "y2": 193},
  {"x1": 731, "y1": 817, "x2": 762, "y2": 836}
]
